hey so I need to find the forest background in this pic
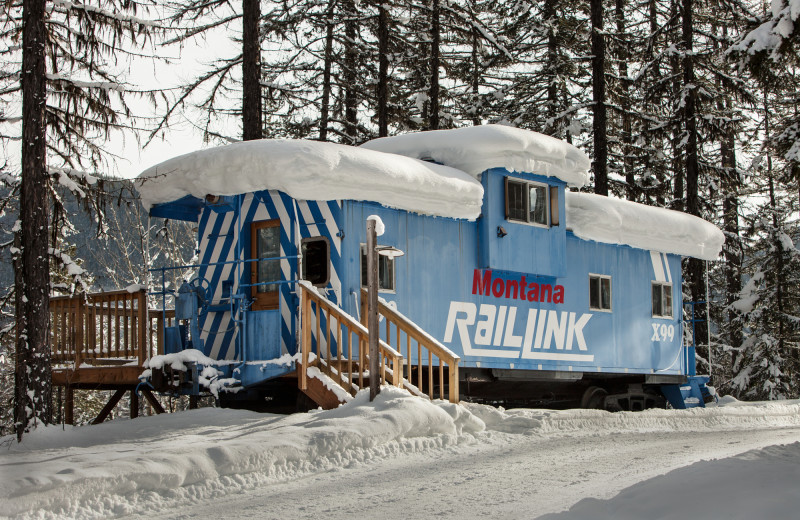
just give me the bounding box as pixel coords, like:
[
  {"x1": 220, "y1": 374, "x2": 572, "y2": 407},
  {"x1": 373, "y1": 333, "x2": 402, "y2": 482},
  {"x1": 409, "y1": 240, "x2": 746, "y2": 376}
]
[{"x1": 0, "y1": 0, "x2": 798, "y2": 437}]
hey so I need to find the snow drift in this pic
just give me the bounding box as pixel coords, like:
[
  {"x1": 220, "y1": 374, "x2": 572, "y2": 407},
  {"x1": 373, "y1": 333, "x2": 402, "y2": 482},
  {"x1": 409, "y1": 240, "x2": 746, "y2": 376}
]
[
  {"x1": 565, "y1": 191, "x2": 725, "y2": 260},
  {"x1": 361, "y1": 124, "x2": 591, "y2": 187},
  {"x1": 2, "y1": 390, "x2": 800, "y2": 519},
  {"x1": 136, "y1": 139, "x2": 484, "y2": 221}
]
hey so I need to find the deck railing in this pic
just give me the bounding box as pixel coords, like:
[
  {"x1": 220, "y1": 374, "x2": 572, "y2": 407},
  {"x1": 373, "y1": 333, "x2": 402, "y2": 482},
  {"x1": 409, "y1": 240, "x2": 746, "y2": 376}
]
[
  {"x1": 361, "y1": 289, "x2": 460, "y2": 403},
  {"x1": 299, "y1": 283, "x2": 404, "y2": 397},
  {"x1": 50, "y1": 289, "x2": 172, "y2": 367}
]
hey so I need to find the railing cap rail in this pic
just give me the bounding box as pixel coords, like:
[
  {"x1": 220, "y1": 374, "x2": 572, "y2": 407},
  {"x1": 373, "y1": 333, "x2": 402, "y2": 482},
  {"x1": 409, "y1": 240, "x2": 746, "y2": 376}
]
[
  {"x1": 51, "y1": 287, "x2": 148, "y2": 302},
  {"x1": 359, "y1": 288, "x2": 460, "y2": 364}
]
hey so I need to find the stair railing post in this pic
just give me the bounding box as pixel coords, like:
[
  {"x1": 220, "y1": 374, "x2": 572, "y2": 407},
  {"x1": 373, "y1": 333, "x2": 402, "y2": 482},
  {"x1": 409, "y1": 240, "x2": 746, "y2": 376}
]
[
  {"x1": 301, "y1": 285, "x2": 311, "y2": 391},
  {"x1": 367, "y1": 219, "x2": 380, "y2": 401}
]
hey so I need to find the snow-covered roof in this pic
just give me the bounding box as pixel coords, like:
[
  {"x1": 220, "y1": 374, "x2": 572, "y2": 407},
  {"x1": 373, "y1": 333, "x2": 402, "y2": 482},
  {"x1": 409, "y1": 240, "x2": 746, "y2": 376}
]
[
  {"x1": 360, "y1": 124, "x2": 591, "y2": 187},
  {"x1": 136, "y1": 139, "x2": 484, "y2": 221},
  {"x1": 136, "y1": 130, "x2": 723, "y2": 260},
  {"x1": 565, "y1": 191, "x2": 724, "y2": 261}
]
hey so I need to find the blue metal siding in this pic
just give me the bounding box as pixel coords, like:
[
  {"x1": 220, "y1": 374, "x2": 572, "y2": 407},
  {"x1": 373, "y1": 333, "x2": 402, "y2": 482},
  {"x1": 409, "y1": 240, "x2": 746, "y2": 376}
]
[
  {"x1": 190, "y1": 183, "x2": 687, "y2": 385},
  {"x1": 195, "y1": 191, "x2": 298, "y2": 363},
  {"x1": 339, "y1": 199, "x2": 685, "y2": 376},
  {"x1": 479, "y1": 168, "x2": 567, "y2": 277},
  {"x1": 193, "y1": 192, "x2": 344, "y2": 380}
]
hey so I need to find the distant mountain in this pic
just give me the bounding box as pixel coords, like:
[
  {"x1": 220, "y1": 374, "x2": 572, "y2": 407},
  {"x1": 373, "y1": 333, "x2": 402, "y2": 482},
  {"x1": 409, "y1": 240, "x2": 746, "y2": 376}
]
[{"x1": 0, "y1": 181, "x2": 195, "y2": 295}]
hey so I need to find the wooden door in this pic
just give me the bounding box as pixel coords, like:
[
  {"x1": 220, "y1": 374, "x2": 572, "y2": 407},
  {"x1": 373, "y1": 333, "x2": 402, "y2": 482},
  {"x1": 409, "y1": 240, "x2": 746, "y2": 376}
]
[{"x1": 251, "y1": 220, "x2": 280, "y2": 310}]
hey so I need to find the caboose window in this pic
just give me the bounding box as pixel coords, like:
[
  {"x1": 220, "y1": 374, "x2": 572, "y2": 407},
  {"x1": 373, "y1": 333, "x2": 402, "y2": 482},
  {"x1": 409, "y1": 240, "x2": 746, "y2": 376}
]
[
  {"x1": 301, "y1": 237, "x2": 330, "y2": 287},
  {"x1": 360, "y1": 244, "x2": 395, "y2": 292},
  {"x1": 505, "y1": 178, "x2": 555, "y2": 227},
  {"x1": 251, "y1": 219, "x2": 281, "y2": 310},
  {"x1": 652, "y1": 282, "x2": 673, "y2": 318},
  {"x1": 589, "y1": 274, "x2": 612, "y2": 311}
]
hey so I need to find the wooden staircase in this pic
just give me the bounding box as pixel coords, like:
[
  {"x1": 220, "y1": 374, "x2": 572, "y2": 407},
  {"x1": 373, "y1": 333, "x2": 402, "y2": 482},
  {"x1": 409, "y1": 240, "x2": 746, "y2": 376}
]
[{"x1": 297, "y1": 283, "x2": 460, "y2": 409}]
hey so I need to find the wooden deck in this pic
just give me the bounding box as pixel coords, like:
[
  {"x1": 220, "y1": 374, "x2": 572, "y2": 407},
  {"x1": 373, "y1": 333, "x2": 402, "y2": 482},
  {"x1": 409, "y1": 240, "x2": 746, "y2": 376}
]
[
  {"x1": 50, "y1": 288, "x2": 175, "y2": 424},
  {"x1": 49, "y1": 284, "x2": 461, "y2": 422}
]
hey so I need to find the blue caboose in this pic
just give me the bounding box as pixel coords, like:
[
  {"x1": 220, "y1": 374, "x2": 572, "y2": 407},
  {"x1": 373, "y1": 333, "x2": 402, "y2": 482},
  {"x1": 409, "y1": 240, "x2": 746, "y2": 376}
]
[{"x1": 138, "y1": 125, "x2": 723, "y2": 410}]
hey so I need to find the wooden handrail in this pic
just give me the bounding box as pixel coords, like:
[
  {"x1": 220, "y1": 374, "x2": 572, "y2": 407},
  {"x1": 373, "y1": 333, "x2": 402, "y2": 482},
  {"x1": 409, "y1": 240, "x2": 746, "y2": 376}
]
[
  {"x1": 300, "y1": 283, "x2": 404, "y2": 398},
  {"x1": 50, "y1": 289, "x2": 160, "y2": 368},
  {"x1": 360, "y1": 289, "x2": 460, "y2": 403}
]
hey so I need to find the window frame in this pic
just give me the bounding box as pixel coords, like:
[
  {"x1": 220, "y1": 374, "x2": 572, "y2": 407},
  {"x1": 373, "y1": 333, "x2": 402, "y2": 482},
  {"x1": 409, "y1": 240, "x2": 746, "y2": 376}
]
[
  {"x1": 360, "y1": 243, "x2": 396, "y2": 293},
  {"x1": 505, "y1": 177, "x2": 556, "y2": 228},
  {"x1": 250, "y1": 219, "x2": 281, "y2": 311},
  {"x1": 651, "y1": 282, "x2": 674, "y2": 319},
  {"x1": 588, "y1": 274, "x2": 613, "y2": 312},
  {"x1": 300, "y1": 236, "x2": 330, "y2": 288}
]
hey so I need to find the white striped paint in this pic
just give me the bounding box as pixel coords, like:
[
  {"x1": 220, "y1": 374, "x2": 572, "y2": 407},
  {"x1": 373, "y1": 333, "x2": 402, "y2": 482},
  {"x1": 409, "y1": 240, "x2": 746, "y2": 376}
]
[{"x1": 650, "y1": 250, "x2": 666, "y2": 282}]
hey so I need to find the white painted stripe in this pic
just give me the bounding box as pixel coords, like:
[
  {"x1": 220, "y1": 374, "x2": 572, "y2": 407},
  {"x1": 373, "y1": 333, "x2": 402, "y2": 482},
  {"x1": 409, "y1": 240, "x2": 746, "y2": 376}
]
[
  {"x1": 298, "y1": 201, "x2": 320, "y2": 237},
  {"x1": 662, "y1": 253, "x2": 672, "y2": 283},
  {"x1": 267, "y1": 191, "x2": 296, "y2": 355},
  {"x1": 650, "y1": 250, "x2": 666, "y2": 282},
  {"x1": 269, "y1": 191, "x2": 292, "y2": 231},
  {"x1": 316, "y1": 201, "x2": 341, "y2": 255},
  {"x1": 520, "y1": 352, "x2": 595, "y2": 362}
]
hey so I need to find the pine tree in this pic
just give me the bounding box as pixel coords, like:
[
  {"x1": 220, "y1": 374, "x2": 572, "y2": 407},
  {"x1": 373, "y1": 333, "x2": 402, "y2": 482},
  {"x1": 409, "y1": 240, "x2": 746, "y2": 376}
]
[{"x1": 2, "y1": 0, "x2": 162, "y2": 439}]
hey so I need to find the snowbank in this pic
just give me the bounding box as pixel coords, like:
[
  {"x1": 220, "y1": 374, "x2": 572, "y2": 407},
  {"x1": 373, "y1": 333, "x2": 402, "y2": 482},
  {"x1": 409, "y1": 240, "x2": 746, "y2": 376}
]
[
  {"x1": 360, "y1": 124, "x2": 591, "y2": 187},
  {"x1": 541, "y1": 442, "x2": 800, "y2": 520},
  {"x1": 136, "y1": 139, "x2": 484, "y2": 221},
  {"x1": 565, "y1": 191, "x2": 725, "y2": 260},
  {"x1": 3, "y1": 392, "x2": 799, "y2": 519},
  {"x1": 0, "y1": 387, "x2": 483, "y2": 519}
]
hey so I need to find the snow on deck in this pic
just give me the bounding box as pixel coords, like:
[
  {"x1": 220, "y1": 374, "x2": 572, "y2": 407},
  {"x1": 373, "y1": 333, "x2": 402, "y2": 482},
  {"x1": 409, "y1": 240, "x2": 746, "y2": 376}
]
[
  {"x1": 360, "y1": 124, "x2": 591, "y2": 187},
  {"x1": 136, "y1": 139, "x2": 484, "y2": 221},
  {"x1": 566, "y1": 191, "x2": 725, "y2": 261}
]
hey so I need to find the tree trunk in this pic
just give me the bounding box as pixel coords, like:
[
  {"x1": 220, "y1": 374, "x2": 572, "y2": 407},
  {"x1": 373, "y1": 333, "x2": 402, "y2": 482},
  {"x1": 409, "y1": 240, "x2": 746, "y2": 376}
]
[
  {"x1": 591, "y1": 0, "x2": 608, "y2": 196},
  {"x1": 471, "y1": 28, "x2": 481, "y2": 126},
  {"x1": 681, "y1": 0, "x2": 707, "y2": 371},
  {"x1": 670, "y1": 0, "x2": 683, "y2": 212},
  {"x1": 17, "y1": 0, "x2": 52, "y2": 441},
  {"x1": 377, "y1": 3, "x2": 389, "y2": 137},
  {"x1": 343, "y1": 0, "x2": 359, "y2": 143},
  {"x1": 429, "y1": 0, "x2": 440, "y2": 130},
  {"x1": 242, "y1": 0, "x2": 262, "y2": 140},
  {"x1": 615, "y1": 0, "x2": 634, "y2": 201},
  {"x1": 319, "y1": 0, "x2": 335, "y2": 141},
  {"x1": 764, "y1": 94, "x2": 786, "y2": 360},
  {"x1": 682, "y1": 0, "x2": 699, "y2": 219},
  {"x1": 544, "y1": 0, "x2": 559, "y2": 136}
]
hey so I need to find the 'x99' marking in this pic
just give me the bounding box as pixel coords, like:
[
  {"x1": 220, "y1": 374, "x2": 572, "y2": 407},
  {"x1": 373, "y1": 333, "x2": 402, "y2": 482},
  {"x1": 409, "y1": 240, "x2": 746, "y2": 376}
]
[{"x1": 651, "y1": 323, "x2": 675, "y2": 342}]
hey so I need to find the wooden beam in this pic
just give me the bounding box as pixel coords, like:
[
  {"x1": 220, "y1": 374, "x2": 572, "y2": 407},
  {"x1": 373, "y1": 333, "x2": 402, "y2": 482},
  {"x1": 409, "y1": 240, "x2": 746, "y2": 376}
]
[
  {"x1": 52, "y1": 366, "x2": 143, "y2": 386},
  {"x1": 141, "y1": 388, "x2": 166, "y2": 414},
  {"x1": 92, "y1": 389, "x2": 126, "y2": 425},
  {"x1": 130, "y1": 389, "x2": 139, "y2": 419},
  {"x1": 65, "y1": 386, "x2": 74, "y2": 425}
]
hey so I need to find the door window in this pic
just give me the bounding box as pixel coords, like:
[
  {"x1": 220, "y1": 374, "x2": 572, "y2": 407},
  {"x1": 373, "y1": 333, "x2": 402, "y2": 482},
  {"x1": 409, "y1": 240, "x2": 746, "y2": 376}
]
[{"x1": 251, "y1": 220, "x2": 281, "y2": 310}]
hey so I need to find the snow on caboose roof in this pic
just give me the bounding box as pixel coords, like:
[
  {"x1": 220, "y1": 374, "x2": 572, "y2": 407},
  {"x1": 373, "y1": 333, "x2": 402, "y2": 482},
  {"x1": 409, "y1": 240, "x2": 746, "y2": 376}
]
[
  {"x1": 565, "y1": 191, "x2": 724, "y2": 261},
  {"x1": 136, "y1": 139, "x2": 484, "y2": 220},
  {"x1": 136, "y1": 132, "x2": 723, "y2": 260},
  {"x1": 360, "y1": 124, "x2": 591, "y2": 187}
]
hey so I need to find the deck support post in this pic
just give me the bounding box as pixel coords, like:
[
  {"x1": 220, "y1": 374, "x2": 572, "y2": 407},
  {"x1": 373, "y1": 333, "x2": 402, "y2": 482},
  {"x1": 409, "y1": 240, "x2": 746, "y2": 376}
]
[
  {"x1": 65, "y1": 385, "x2": 74, "y2": 425},
  {"x1": 130, "y1": 389, "x2": 139, "y2": 419},
  {"x1": 189, "y1": 395, "x2": 198, "y2": 410}
]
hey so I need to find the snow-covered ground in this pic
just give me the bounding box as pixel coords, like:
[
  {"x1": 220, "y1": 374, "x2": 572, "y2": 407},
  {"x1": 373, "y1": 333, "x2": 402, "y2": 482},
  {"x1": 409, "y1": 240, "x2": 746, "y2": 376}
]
[{"x1": 2, "y1": 389, "x2": 799, "y2": 520}]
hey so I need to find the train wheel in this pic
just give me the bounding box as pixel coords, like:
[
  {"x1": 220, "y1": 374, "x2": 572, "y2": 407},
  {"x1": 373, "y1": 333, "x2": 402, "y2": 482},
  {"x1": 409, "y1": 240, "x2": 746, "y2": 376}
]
[{"x1": 580, "y1": 386, "x2": 608, "y2": 410}]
